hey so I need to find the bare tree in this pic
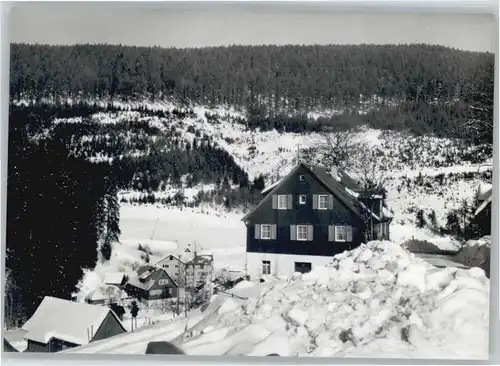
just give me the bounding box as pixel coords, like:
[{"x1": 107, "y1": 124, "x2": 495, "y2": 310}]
[
  {"x1": 319, "y1": 129, "x2": 360, "y2": 170},
  {"x1": 352, "y1": 148, "x2": 389, "y2": 242}
]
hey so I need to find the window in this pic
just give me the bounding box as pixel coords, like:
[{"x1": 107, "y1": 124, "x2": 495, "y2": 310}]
[
  {"x1": 168, "y1": 288, "x2": 173, "y2": 295},
  {"x1": 150, "y1": 289, "x2": 162, "y2": 296},
  {"x1": 299, "y1": 175, "x2": 306, "y2": 182},
  {"x1": 164, "y1": 264, "x2": 169, "y2": 268},
  {"x1": 169, "y1": 256, "x2": 173, "y2": 260},
  {"x1": 297, "y1": 225, "x2": 308, "y2": 241},
  {"x1": 175, "y1": 265, "x2": 178, "y2": 268},
  {"x1": 200, "y1": 265, "x2": 205, "y2": 270},
  {"x1": 262, "y1": 260, "x2": 271, "y2": 275},
  {"x1": 335, "y1": 226, "x2": 352, "y2": 242},
  {"x1": 318, "y1": 195, "x2": 328, "y2": 210},
  {"x1": 261, "y1": 224, "x2": 272, "y2": 239},
  {"x1": 277, "y1": 195, "x2": 288, "y2": 209},
  {"x1": 294, "y1": 262, "x2": 312, "y2": 274},
  {"x1": 175, "y1": 272, "x2": 179, "y2": 276},
  {"x1": 299, "y1": 195, "x2": 307, "y2": 204},
  {"x1": 158, "y1": 279, "x2": 169, "y2": 286}
]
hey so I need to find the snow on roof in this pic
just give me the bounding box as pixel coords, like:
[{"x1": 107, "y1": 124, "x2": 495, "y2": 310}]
[
  {"x1": 345, "y1": 187, "x2": 360, "y2": 198},
  {"x1": 477, "y1": 183, "x2": 492, "y2": 201},
  {"x1": 104, "y1": 272, "x2": 125, "y2": 285},
  {"x1": 474, "y1": 194, "x2": 492, "y2": 217},
  {"x1": 261, "y1": 179, "x2": 281, "y2": 194},
  {"x1": 86, "y1": 285, "x2": 124, "y2": 302},
  {"x1": 358, "y1": 202, "x2": 381, "y2": 221},
  {"x1": 22, "y1": 296, "x2": 125, "y2": 345}
]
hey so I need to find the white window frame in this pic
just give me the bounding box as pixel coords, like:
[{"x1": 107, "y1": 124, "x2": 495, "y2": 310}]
[
  {"x1": 296, "y1": 225, "x2": 308, "y2": 241},
  {"x1": 150, "y1": 289, "x2": 162, "y2": 296},
  {"x1": 158, "y1": 279, "x2": 168, "y2": 286},
  {"x1": 299, "y1": 175, "x2": 306, "y2": 182},
  {"x1": 262, "y1": 260, "x2": 271, "y2": 275},
  {"x1": 299, "y1": 195, "x2": 307, "y2": 204},
  {"x1": 277, "y1": 195, "x2": 288, "y2": 210},
  {"x1": 260, "y1": 224, "x2": 272, "y2": 239},
  {"x1": 335, "y1": 226, "x2": 352, "y2": 242},
  {"x1": 318, "y1": 194, "x2": 328, "y2": 210}
]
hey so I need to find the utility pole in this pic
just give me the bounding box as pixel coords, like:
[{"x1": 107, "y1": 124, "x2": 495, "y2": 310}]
[{"x1": 297, "y1": 144, "x2": 300, "y2": 163}]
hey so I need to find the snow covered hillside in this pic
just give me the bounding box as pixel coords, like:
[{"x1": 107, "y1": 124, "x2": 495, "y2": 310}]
[
  {"x1": 43, "y1": 100, "x2": 492, "y2": 234},
  {"x1": 66, "y1": 241, "x2": 489, "y2": 359}
]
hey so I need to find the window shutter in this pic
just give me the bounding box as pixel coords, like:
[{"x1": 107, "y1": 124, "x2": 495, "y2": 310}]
[
  {"x1": 312, "y1": 194, "x2": 318, "y2": 209},
  {"x1": 254, "y1": 224, "x2": 261, "y2": 239},
  {"x1": 307, "y1": 225, "x2": 314, "y2": 241},
  {"x1": 347, "y1": 226, "x2": 353, "y2": 242},
  {"x1": 290, "y1": 225, "x2": 297, "y2": 241},
  {"x1": 272, "y1": 195, "x2": 278, "y2": 209},
  {"x1": 328, "y1": 195, "x2": 334, "y2": 209},
  {"x1": 334, "y1": 226, "x2": 338, "y2": 241},
  {"x1": 287, "y1": 194, "x2": 293, "y2": 209},
  {"x1": 328, "y1": 225, "x2": 334, "y2": 242},
  {"x1": 271, "y1": 224, "x2": 277, "y2": 239}
]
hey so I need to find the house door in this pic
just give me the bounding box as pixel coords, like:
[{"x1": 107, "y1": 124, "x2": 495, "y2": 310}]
[{"x1": 294, "y1": 262, "x2": 312, "y2": 274}]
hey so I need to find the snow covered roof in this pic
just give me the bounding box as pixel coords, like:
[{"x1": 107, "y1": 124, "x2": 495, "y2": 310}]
[
  {"x1": 261, "y1": 179, "x2": 282, "y2": 195},
  {"x1": 477, "y1": 183, "x2": 492, "y2": 201},
  {"x1": 86, "y1": 285, "x2": 124, "y2": 302},
  {"x1": 22, "y1": 296, "x2": 126, "y2": 346},
  {"x1": 474, "y1": 194, "x2": 492, "y2": 217},
  {"x1": 104, "y1": 272, "x2": 125, "y2": 286}
]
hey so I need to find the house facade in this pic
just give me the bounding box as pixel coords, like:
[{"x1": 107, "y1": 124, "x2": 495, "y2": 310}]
[
  {"x1": 155, "y1": 252, "x2": 214, "y2": 289},
  {"x1": 242, "y1": 162, "x2": 392, "y2": 279},
  {"x1": 185, "y1": 254, "x2": 214, "y2": 288},
  {"x1": 125, "y1": 265, "x2": 180, "y2": 306},
  {"x1": 155, "y1": 254, "x2": 188, "y2": 286},
  {"x1": 22, "y1": 296, "x2": 126, "y2": 353}
]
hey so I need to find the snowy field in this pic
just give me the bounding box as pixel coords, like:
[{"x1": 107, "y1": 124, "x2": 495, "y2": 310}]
[{"x1": 66, "y1": 241, "x2": 489, "y2": 359}]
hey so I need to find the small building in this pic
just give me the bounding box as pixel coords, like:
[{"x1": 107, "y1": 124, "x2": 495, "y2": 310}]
[
  {"x1": 22, "y1": 296, "x2": 126, "y2": 353},
  {"x1": 472, "y1": 183, "x2": 492, "y2": 235},
  {"x1": 104, "y1": 272, "x2": 127, "y2": 288},
  {"x1": 242, "y1": 162, "x2": 393, "y2": 279},
  {"x1": 85, "y1": 284, "x2": 126, "y2": 306},
  {"x1": 125, "y1": 265, "x2": 180, "y2": 306}
]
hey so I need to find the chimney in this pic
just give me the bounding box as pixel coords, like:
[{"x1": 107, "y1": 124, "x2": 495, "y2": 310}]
[{"x1": 330, "y1": 165, "x2": 339, "y2": 180}]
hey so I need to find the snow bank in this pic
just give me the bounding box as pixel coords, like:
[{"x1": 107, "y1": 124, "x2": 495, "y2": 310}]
[{"x1": 68, "y1": 241, "x2": 489, "y2": 359}]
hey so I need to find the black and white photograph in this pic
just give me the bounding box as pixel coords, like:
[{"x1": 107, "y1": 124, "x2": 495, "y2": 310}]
[{"x1": 3, "y1": 2, "x2": 495, "y2": 360}]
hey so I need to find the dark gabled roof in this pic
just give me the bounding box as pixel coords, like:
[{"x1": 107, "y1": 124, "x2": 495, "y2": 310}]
[
  {"x1": 306, "y1": 164, "x2": 364, "y2": 217},
  {"x1": 128, "y1": 267, "x2": 179, "y2": 290},
  {"x1": 242, "y1": 162, "x2": 379, "y2": 222}
]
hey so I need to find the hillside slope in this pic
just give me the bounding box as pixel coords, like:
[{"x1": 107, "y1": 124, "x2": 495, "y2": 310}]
[{"x1": 36, "y1": 100, "x2": 492, "y2": 247}]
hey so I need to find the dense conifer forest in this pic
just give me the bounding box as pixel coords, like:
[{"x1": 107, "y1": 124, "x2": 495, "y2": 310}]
[{"x1": 10, "y1": 43, "x2": 494, "y2": 141}]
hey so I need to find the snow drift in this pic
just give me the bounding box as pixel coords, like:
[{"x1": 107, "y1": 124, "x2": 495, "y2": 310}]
[{"x1": 66, "y1": 241, "x2": 489, "y2": 359}]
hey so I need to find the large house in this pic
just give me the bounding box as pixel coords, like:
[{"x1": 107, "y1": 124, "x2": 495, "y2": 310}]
[
  {"x1": 22, "y1": 296, "x2": 127, "y2": 353},
  {"x1": 154, "y1": 251, "x2": 214, "y2": 289},
  {"x1": 241, "y1": 162, "x2": 392, "y2": 279},
  {"x1": 125, "y1": 265, "x2": 180, "y2": 306}
]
